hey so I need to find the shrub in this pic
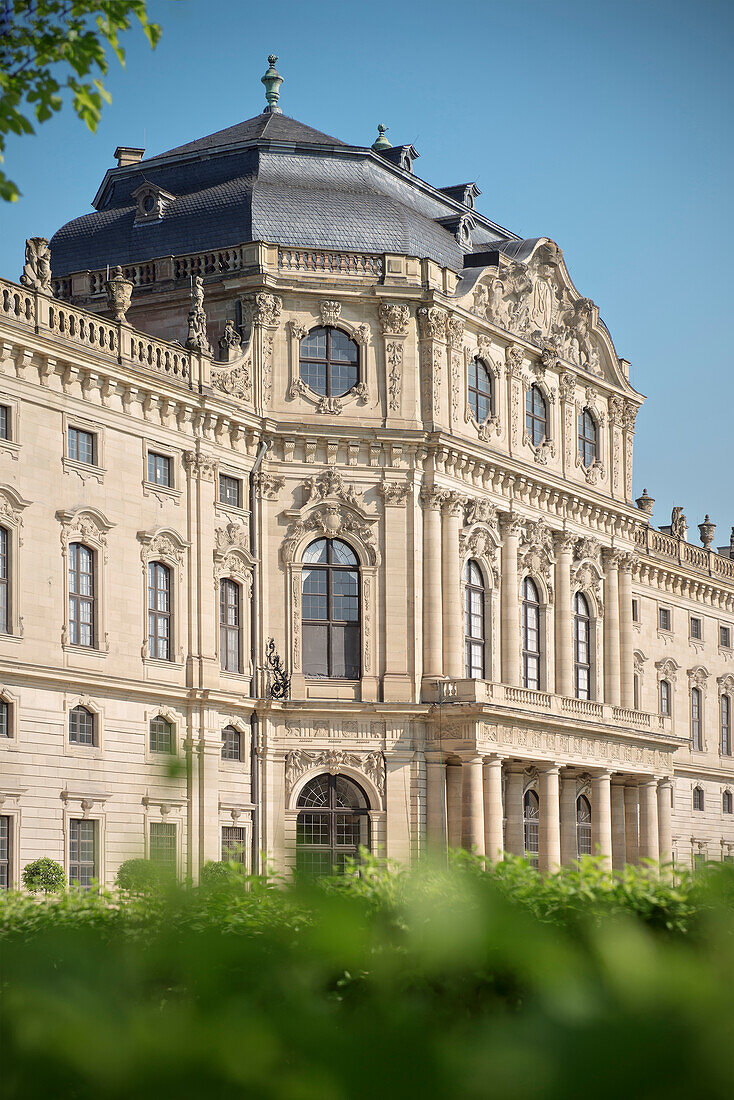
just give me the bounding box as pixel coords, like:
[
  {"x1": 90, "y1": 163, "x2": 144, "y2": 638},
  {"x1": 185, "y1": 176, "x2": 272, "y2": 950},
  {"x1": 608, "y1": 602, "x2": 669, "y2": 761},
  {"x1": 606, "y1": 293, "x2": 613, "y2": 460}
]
[
  {"x1": 115, "y1": 858, "x2": 164, "y2": 894},
  {"x1": 21, "y1": 857, "x2": 66, "y2": 894},
  {"x1": 199, "y1": 859, "x2": 248, "y2": 886}
]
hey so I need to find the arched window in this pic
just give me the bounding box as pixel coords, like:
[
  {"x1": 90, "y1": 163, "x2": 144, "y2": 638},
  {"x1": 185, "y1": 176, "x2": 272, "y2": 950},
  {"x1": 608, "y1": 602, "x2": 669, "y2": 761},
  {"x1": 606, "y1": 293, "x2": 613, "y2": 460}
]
[
  {"x1": 299, "y1": 327, "x2": 358, "y2": 398},
  {"x1": 659, "y1": 679, "x2": 671, "y2": 717},
  {"x1": 573, "y1": 592, "x2": 592, "y2": 700},
  {"x1": 576, "y1": 794, "x2": 592, "y2": 856},
  {"x1": 69, "y1": 705, "x2": 95, "y2": 746},
  {"x1": 0, "y1": 526, "x2": 8, "y2": 634},
  {"x1": 693, "y1": 786, "x2": 704, "y2": 812},
  {"x1": 723, "y1": 790, "x2": 733, "y2": 815},
  {"x1": 221, "y1": 724, "x2": 241, "y2": 761},
  {"x1": 150, "y1": 715, "x2": 173, "y2": 754},
  {"x1": 296, "y1": 773, "x2": 370, "y2": 875},
  {"x1": 463, "y1": 560, "x2": 485, "y2": 679},
  {"x1": 577, "y1": 408, "x2": 598, "y2": 468},
  {"x1": 219, "y1": 579, "x2": 241, "y2": 673},
  {"x1": 521, "y1": 577, "x2": 541, "y2": 690},
  {"x1": 148, "y1": 562, "x2": 171, "y2": 661},
  {"x1": 722, "y1": 694, "x2": 732, "y2": 756},
  {"x1": 302, "y1": 538, "x2": 360, "y2": 680},
  {"x1": 691, "y1": 687, "x2": 703, "y2": 751},
  {"x1": 467, "y1": 358, "x2": 493, "y2": 423},
  {"x1": 523, "y1": 789, "x2": 539, "y2": 867},
  {"x1": 525, "y1": 384, "x2": 548, "y2": 447},
  {"x1": 69, "y1": 543, "x2": 95, "y2": 647}
]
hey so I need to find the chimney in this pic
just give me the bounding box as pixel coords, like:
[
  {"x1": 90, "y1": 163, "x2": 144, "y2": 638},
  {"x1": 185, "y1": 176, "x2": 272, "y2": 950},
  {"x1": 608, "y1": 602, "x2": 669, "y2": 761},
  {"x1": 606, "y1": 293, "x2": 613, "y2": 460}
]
[{"x1": 114, "y1": 146, "x2": 145, "y2": 168}]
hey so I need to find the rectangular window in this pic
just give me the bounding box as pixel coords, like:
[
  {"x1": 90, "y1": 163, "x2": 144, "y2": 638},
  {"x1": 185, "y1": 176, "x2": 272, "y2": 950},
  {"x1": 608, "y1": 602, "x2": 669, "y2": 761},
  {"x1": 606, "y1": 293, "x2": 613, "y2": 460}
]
[
  {"x1": 631, "y1": 598, "x2": 640, "y2": 623},
  {"x1": 219, "y1": 580, "x2": 241, "y2": 674},
  {"x1": 721, "y1": 626, "x2": 732, "y2": 649},
  {"x1": 0, "y1": 699, "x2": 8, "y2": 738},
  {"x1": 658, "y1": 607, "x2": 671, "y2": 632},
  {"x1": 691, "y1": 689, "x2": 703, "y2": 751},
  {"x1": 0, "y1": 405, "x2": 9, "y2": 441},
  {"x1": 69, "y1": 819, "x2": 96, "y2": 888},
  {"x1": 219, "y1": 474, "x2": 242, "y2": 509},
  {"x1": 0, "y1": 526, "x2": 8, "y2": 634},
  {"x1": 221, "y1": 725, "x2": 241, "y2": 761},
  {"x1": 0, "y1": 815, "x2": 10, "y2": 888},
  {"x1": 68, "y1": 426, "x2": 96, "y2": 466},
  {"x1": 222, "y1": 825, "x2": 246, "y2": 865},
  {"x1": 690, "y1": 617, "x2": 702, "y2": 640},
  {"x1": 722, "y1": 696, "x2": 732, "y2": 756},
  {"x1": 147, "y1": 452, "x2": 173, "y2": 487},
  {"x1": 150, "y1": 822, "x2": 176, "y2": 872},
  {"x1": 68, "y1": 543, "x2": 95, "y2": 647}
]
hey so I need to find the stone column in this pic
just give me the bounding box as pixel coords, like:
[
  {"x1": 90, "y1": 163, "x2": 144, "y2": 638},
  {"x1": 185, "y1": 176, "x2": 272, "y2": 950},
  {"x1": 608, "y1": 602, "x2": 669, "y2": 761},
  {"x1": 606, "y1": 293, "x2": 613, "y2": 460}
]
[
  {"x1": 624, "y1": 785, "x2": 639, "y2": 865},
  {"x1": 461, "y1": 756, "x2": 485, "y2": 854},
  {"x1": 385, "y1": 751, "x2": 414, "y2": 862},
  {"x1": 554, "y1": 534, "x2": 575, "y2": 698},
  {"x1": 611, "y1": 781, "x2": 627, "y2": 869},
  {"x1": 638, "y1": 779, "x2": 659, "y2": 863},
  {"x1": 539, "y1": 765, "x2": 561, "y2": 872},
  {"x1": 425, "y1": 752, "x2": 447, "y2": 853},
  {"x1": 619, "y1": 553, "x2": 636, "y2": 710},
  {"x1": 603, "y1": 549, "x2": 621, "y2": 707},
  {"x1": 442, "y1": 494, "x2": 464, "y2": 680},
  {"x1": 591, "y1": 770, "x2": 613, "y2": 867},
  {"x1": 501, "y1": 516, "x2": 523, "y2": 686},
  {"x1": 446, "y1": 762, "x2": 463, "y2": 849},
  {"x1": 560, "y1": 773, "x2": 579, "y2": 866},
  {"x1": 380, "y1": 482, "x2": 413, "y2": 700},
  {"x1": 483, "y1": 756, "x2": 505, "y2": 863},
  {"x1": 657, "y1": 778, "x2": 673, "y2": 869},
  {"x1": 504, "y1": 766, "x2": 526, "y2": 856},
  {"x1": 421, "y1": 488, "x2": 444, "y2": 679}
]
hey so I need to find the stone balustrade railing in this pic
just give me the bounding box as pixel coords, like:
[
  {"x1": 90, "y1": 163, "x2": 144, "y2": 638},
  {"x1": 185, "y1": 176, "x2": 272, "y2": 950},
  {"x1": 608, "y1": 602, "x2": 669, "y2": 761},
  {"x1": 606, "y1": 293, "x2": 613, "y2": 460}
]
[
  {"x1": 634, "y1": 524, "x2": 734, "y2": 582},
  {"x1": 427, "y1": 676, "x2": 675, "y2": 737},
  {"x1": 0, "y1": 275, "x2": 202, "y2": 388},
  {"x1": 278, "y1": 248, "x2": 384, "y2": 277}
]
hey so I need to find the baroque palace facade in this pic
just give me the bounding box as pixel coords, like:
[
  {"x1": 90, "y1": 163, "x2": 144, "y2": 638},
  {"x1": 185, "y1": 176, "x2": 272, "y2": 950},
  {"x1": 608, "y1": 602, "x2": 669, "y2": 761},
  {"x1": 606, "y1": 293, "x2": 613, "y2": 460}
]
[{"x1": 1, "y1": 60, "x2": 733, "y2": 885}]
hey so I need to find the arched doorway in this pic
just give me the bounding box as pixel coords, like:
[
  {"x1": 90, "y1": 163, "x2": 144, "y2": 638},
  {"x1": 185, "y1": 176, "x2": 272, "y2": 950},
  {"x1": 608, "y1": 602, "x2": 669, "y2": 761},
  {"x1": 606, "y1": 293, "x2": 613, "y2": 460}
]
[{"x1": 296, "y1": 773, "x2": 370, "y2": 875}]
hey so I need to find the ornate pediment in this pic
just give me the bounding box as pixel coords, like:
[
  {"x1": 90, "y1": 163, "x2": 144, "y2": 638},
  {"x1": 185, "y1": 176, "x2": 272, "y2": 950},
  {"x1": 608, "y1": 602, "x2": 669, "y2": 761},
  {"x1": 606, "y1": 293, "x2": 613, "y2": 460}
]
[
  {"x1": 285, "y1": 748, "x2": 385, "y2": 798},
  {"x1": 519, "y1": 518, "x2": 556, "y2": 597},
  {"x1": 281, "y1": 469, "x2": 378, "y2": 565}
]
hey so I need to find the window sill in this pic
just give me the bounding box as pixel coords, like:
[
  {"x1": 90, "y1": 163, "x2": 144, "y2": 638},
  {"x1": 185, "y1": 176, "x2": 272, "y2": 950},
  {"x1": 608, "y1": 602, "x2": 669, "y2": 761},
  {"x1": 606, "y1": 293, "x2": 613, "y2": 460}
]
[
  {"x1": 62, "y1": 457, "x2": 105, "y2": 484},
  {"x1": 215, "y1": 501, "x2": 250, "y2": 521},
  {"x1": 0, "y1": 631, "x2": 22, "y2": 645},
  {"x1": 142, "y1": 480, "x2": 181, "y2": 504},
  {"x1": 62, "y1": 643, "x2": 108, "y2": 658},
  {"x1": 143, "y1": 657, "x2": 184, "y2": 669},
  {"x1": 0, "y1": 438, "x2": 20, "y2": 461}
]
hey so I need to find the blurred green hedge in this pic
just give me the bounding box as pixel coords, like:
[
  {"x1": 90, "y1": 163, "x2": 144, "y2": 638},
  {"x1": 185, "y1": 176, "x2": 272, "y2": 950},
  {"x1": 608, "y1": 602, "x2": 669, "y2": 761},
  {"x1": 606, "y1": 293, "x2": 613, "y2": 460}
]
[{"x1": 1, "y1": 855, "x2": 733, "y2": 1098}]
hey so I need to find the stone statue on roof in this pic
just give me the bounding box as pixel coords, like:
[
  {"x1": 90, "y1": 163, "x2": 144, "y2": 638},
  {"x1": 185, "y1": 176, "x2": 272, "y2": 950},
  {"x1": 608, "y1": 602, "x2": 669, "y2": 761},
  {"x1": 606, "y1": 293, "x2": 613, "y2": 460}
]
[{"x1": 20, "y1": 237, "x2": 52, "y2": 293}]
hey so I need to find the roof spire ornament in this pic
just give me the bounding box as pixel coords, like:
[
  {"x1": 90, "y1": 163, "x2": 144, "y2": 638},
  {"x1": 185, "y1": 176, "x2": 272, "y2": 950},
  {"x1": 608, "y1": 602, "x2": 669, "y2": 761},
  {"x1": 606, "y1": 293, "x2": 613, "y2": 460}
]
[
  {"x1": 371, "y1": 124, "x2": 391, "y2": 152},
  {"x1": 261, "y1": 55, "x2": 283, "y2": 114}
]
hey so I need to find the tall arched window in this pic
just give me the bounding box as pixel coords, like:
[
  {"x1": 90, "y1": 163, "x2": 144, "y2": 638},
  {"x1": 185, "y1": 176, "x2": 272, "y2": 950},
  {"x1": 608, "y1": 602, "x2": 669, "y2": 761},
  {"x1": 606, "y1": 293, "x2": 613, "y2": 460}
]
[
  {"x1": 299, "y1": 327, "x2": 358, "y2": 397},
  {"x1": 149, "y1": 715, "x2": 173, "y2": 754},
  {"x1": 576, "y1": 794, "x2": 592, "y2": 856},
  {"x1": 296, "y1": 773, "x2": 370, "y2": 875},
  {"x1": 219, "y1": 579, "x2": 241, "y2": 673},
  {"x1": 573, "y1": 592, "x2": 592, "y2": 700},
  {"x1": 467, "y1": 358, "x2": 493, "y2": 423},
  {"x1": 659, "y1": 679, "x2": 671, "y2": 717},
  {"x1": 691, "y1": 687, "x2": 703, "y2": 751},
  {"x1": 221, "y1": 724, "x2": 241, "y2": 762},
  {"x1": 69, "y1": 705, "x2": 95, "y2": 746},
  {"x1": 722, "y1": 694, "x2": 732, "y2": 756},
  {"x1": 693, "y1": 786, "x2": 704, "y2": 812},
  {"x1": 523, "y1": 789, "x2": 539, "y2": 867},
  {"x1": 577, "y1": 408, "x2": 598, "y2": 468},
  {"x1": 69, "y1": 543, "x2": 95, "y2": 647},
  {"x1": 0, "y1": 526, "x2": 8, "y2": 634},
  {"x1": 521, "y1": 577, "x2": 541, "y2": 690},
  {"x1": 148, "y1": 562, "x2": 171, "y2": 661},
  {"x1": 463, "y1": 559, "x2": 485, "y2": 679},
  {"x1": 723, "y1": 790, "x2": 733, "y2": 815},
  {"x1": 525, "y1": 384, "x2": 548, "y2": 447},
  {"x1": 302, "y1": 539, "x2": 360, "y2": 680}
]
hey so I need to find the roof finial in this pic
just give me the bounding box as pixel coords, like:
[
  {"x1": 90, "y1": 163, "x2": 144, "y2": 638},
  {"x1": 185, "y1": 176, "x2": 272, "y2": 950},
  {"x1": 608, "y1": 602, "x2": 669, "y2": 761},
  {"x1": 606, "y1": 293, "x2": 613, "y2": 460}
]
[
  {"x1": 261, "y1": 54, "x2": 283, "y2": 114},
  {"x1": 371, "y1": 123, "x2": 391, "y2": 152}
]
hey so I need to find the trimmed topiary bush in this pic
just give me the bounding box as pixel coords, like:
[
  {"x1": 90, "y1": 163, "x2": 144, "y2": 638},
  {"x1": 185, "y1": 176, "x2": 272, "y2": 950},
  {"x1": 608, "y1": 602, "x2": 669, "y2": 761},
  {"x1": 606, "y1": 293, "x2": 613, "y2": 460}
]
[
  {"x1": 21, "y1": 857, "x2": 66, "y2": 894},
  {"x1": 115, "y1": 858, "x2": 164, "y2": 894}
]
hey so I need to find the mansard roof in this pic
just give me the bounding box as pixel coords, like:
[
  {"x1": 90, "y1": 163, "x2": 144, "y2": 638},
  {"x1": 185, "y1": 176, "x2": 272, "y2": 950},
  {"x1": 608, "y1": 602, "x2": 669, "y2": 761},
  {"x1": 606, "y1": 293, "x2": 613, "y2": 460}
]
[{"x1": 49, "y1": 111, "x2": 517, "y2": 277}]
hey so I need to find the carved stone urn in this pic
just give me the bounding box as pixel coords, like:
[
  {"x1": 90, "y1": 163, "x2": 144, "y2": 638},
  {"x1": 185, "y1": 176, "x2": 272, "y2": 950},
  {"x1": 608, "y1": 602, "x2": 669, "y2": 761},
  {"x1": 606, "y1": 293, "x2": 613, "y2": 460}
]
[
  {"x1": 698, "y1": 515, "x2": 716, "y2": 550},
  {"x1": 635, "y1": 488, "x2": 655, "y2": 516},
  {"x1": 105, "y1": 265, "x2": 134, "y2": 322}
]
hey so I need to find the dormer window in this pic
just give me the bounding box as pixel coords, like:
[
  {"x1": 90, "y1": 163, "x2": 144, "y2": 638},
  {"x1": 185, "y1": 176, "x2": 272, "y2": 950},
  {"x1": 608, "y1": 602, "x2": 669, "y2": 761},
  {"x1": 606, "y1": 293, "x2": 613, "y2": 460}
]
[
  {"x1": 132, "y1": 182, "x2": 174, "y2": 224},
  {"x1": 438, "y1": 183, "x2": 481, "y2": 210},
  {"x1": 437, "y1": 212, "x2": 475, "y2": 250}
]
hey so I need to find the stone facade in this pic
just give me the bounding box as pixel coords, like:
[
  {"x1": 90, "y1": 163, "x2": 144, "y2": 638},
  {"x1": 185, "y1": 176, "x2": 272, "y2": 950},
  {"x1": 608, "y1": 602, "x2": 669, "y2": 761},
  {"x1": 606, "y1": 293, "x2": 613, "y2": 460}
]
[{"x1": 1, "y1": 142, "x2": 733, "y2": 886}]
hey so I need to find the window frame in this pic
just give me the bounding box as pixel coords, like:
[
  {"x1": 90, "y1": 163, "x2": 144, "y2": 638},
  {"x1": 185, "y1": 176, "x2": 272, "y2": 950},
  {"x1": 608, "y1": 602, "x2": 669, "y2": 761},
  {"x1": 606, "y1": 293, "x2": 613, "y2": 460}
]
[
  {"x1": 523, "y1": 789, "x2": 539, "y2": 867},
  {"x1": 147, "y1": 561, "x2": 173, "y2": 662},
  {"x1": 149, "y1": 821, "x2": 177, "y2": 876},
  {"x1": 658, "y1": 605, "x2": 672, "y2": 633},
  {"x1": 295, "y1": 772, "x2": 370, "y2": 876},
  {"x1": 467, "y1": 357, "x2": 493, "y2": 425},
  {"x1": 0, "y1": 396, "x2": 19, "y2": 458},
  {"x1": 691, "y1": 687, "x2": 703, "y2": 751},
  {"x1": 521, "y1": 576, "x2": 542, "y2": 691},
  {"x1": 690, "y1": 616, "x2": 703, "y2": 642},
  {"x1": 525, "y1": 384, "x2": 548, "y2": 448},
  {"x1": 299, "y1": 326, "x2": 360, "y2": 399},
  {"x1": 67, "y1": 424, "x2": 97, "y2": 467},
  {"x1": 573, "y1": 591, "x2": 593, "y2": 700},
  {"x1": 0, "y1": 813, "x2": 11, "y2": 889},
  {"x1": 222, "y1": 825, "x2": 247, "y2": 865},
  {"x1": 149, "y1": 714, "x2": 174, "y2": 755},
  {"x1": 577, "y1": 407, "x2": 598, "y2": 469},
  {"x1": 721, "y1": 694, "x2": 732, "y2": 756},
  {"x1": 723, "y1": 790, "x2": 733, "y2": 815},
  {"x1": 693, "y1": 786, "x2": 704, "y2": 812},
  {"x1": 68, "y1": 818, "x2": 97, "y2": 889},
  {"x1": 68, "y1": 542, "x2": 96, "y2": 649},
  {"x1": 0, "y1": 525, "x2": 9, "y2": 636},
  {"x1": 68, "y1": 704, "x2": 96, "y2": 747},
  {"x1": 659, "y1": 679, "x2": 672, "y2": 717},
  {"x1": 576, "y1": 794, "x2": 592, "y2": 857},
  {"x1": 463, "y1": 559, "x2": 486, "y2": 679},
  {"x1": 221, "y1": 724, "x2": 242, "y2": 763},
  {"x1": 218, "y1": 473, "x2": 243, "y2": 510},
  {"x1": 219, "y1": 578, "x2": 242, "y2": 674},
  {"x1": 147, "y1": 450, "x2": 173, "y2": 489},
  {"x1": 720, "y1": 625, "x2": 733, "y2": 651},
  {"x1": 62, "y1": 414, "x2": 104, "y2": 482},
  {"x1": 302, "y1": 538, "x2": 361, "y2": 682}
]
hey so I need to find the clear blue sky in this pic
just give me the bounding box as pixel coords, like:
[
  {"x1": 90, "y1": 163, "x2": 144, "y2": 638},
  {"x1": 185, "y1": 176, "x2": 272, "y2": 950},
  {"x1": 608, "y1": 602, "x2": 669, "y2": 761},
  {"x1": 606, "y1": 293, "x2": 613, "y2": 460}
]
[{"x1": 2, "y1": 0, "x2": 732, "y2": 542}]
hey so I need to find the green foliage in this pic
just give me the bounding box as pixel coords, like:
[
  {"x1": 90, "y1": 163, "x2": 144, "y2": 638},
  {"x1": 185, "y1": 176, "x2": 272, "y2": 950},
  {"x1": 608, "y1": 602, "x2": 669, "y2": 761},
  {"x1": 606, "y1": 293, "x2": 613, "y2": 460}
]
[
  {"x1": 115, "y1": 857, "x2": 166, "y2": 894},
  {"x1": 20, "y1": 856, "x2": 66, "y2": 893},
  {"x1": 199, "y1": 858, "x2": 248, "y2": 887},
  {"x1": 0, "y1": 0, "x2": 163, "y2": 201},
  {"x1": 2, "y1": 856, "x2": 734, "y2": 1097}
]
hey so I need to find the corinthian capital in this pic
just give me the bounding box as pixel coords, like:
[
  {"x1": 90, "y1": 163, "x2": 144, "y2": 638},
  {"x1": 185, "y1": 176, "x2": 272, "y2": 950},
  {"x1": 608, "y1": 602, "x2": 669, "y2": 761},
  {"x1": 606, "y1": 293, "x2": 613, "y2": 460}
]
[
  {"x1": 419, "y1": 486, "x2": 446, "y2": 510},
  {"x1": 443, "y1": 492, "x2": 466, "y2": 518}
]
